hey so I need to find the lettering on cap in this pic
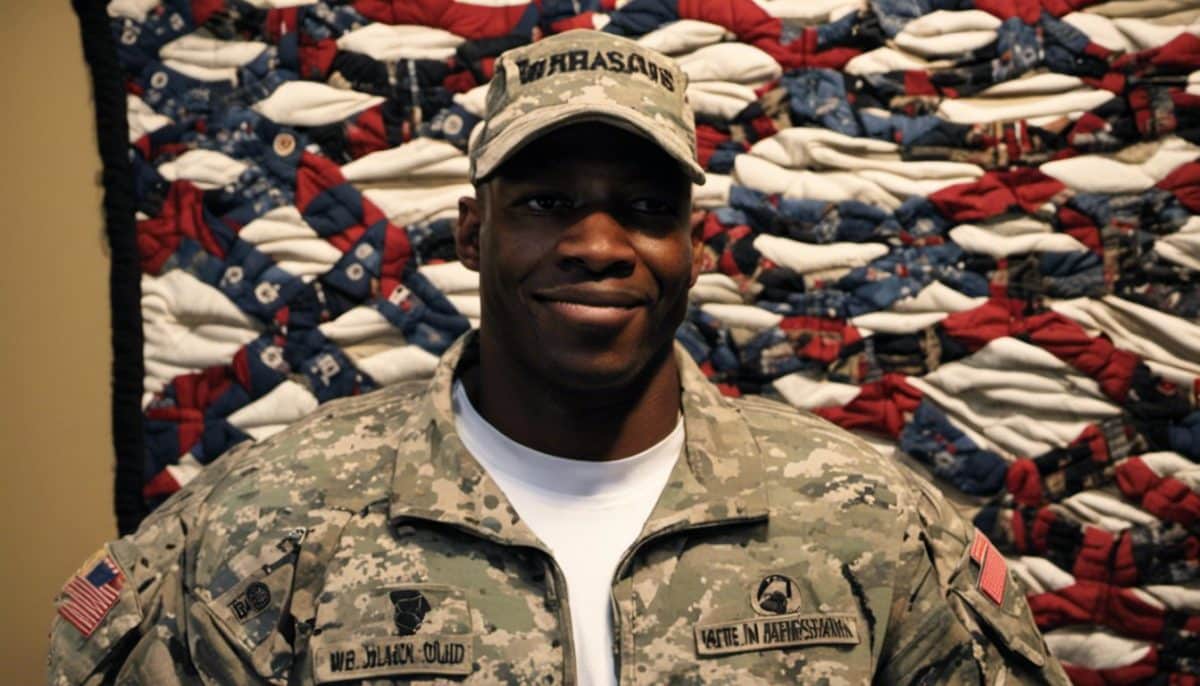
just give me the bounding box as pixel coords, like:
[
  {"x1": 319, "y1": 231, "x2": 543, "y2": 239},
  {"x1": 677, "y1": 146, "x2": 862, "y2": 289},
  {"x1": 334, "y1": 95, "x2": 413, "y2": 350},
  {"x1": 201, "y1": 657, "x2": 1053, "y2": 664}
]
[{"x1": 515, "y1": 49, "x2": 675, "y2": 92}]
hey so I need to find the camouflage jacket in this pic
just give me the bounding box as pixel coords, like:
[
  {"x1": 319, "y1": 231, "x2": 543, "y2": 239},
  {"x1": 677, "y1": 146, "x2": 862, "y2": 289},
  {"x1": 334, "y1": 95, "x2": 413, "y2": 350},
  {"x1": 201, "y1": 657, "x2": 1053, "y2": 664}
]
[{"x1": 49, "y1": 332, "x2": 1069, "y2": 685}]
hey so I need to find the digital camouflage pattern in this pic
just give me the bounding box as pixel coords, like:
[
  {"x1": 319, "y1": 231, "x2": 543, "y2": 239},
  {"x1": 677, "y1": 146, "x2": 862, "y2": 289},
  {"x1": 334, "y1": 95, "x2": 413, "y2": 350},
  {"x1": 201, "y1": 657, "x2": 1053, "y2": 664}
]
[
  {"x1": 469, "y1": 31, "x2": 706, "y2": 185},
  {"x1": 49, "y1": 331, "x2": 1069, "y2": 685}
]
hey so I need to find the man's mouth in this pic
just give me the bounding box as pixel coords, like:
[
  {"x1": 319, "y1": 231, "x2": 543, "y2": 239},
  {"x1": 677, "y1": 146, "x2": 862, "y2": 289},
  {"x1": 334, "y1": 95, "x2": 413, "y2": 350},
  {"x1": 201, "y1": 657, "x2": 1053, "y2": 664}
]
[{"x1": 532, "y1": 285, "x2": 648, "y2": 328}]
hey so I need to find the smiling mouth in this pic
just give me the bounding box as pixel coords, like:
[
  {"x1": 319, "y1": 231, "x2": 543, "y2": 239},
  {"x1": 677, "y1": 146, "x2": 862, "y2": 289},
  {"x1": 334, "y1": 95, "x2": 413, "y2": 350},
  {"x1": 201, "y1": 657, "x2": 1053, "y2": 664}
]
[{"x1": 532, "y1": 288, "x2": 648, "y2": 328}]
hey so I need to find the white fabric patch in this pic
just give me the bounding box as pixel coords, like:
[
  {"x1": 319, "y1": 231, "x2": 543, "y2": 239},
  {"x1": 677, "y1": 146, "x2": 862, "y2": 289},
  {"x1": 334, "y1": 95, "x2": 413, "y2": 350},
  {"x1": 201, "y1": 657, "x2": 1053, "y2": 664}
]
[
  {"x1": 901, "y1": 9, "x2": 1002, "y2": 36},
  {"x1": 161, "y1": 60, "x2": 240, "y2": 84},
  {"x1": 336, "y1": 23, "x2": 464, "y2": 61},
  {"x1": 637, "y1": 19, "x2": 731, "y2": 55},
  {"x1": 127, "y1": 94, "x2": 173, "y2": 142},
  {"x1": 419, "y1": 262, "x2": 480, "y2": 295},
  {"x1": 977, "y1": 73, "x2": 1084, "y2": 98},
  {"x1": 948, "y1": 224, "x2": 1089, "y2": 257},
  {"x1": 160, "y1": 33, "x2": 269, "y2": 68},
  {"x1": 1043, "y1": 628, "x2": 1151, "y2": 671},
  {"x1": 158, "y1": 149, "x2": 250, "y2": 190},
  {"x1": 677, "y1": 43, "x2": 782, "y2": 84},
  {"x1": 699, "y1": 303, "x2": 783, "y2": 330},
  {"x1": 363, "y1": 185, "x2": 474, "y2": 227},
  {"x1": 142, "y1": 271, "x2": 263, "y2": 392},
  {"x1": 773, "y1": 373, "x2": 861, "y2": 410},
  {"x1": 107, "y1": 0, "x2": 159, "y2": 20},
  {"x1": 752, "y1": 0, "x2": 864, "y2": 24},
  {"x1": 846, "y1": 47, "x2": 943, "y2": 74},
  {"x1": 894, "y1": 28, "x2": 998, "y2": 58},
  {"x1": 693, "y1": 173, "x2": 732, "y2": 209},
  {"x1": 355, "y1": 345, "x2": 441, "y2": 386},
  {"x1": 937, "y1": 89, "x2": 1115, "y2": 124},
  {"x1": 342, "y1": 138, "x2": 469, "y2": 183},
  {"x1": 320, "y1": 306, "x2": 398, "y2": 345},
  {"x1": 734, "y1": 155, "x2": 904, "y2": 208},
  {"x1": 226, "y1": 380, "x2": 319, "y2": 430},
  {"x1": 253, "y1": 81, "x2": 385, "y2": 127},
  {"x1": 239, "y1": 206, "x2": 319, "y2": 244},
  {"x1": 752, "y1": 235, "x2": 889, "y2": 274},
  {"x1": 686, "y1": 81, "x2": 758, "y2": 120},
  {"x1": 690, "y1": 273, "x2": 744, "y2": 305}
]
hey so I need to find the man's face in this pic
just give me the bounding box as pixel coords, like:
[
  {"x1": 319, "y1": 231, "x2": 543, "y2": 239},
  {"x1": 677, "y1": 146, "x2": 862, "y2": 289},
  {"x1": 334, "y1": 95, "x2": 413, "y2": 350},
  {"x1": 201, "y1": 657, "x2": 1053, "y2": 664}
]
[{"x1": 456, "y1": 123, "x2": 700, "y2": 391}]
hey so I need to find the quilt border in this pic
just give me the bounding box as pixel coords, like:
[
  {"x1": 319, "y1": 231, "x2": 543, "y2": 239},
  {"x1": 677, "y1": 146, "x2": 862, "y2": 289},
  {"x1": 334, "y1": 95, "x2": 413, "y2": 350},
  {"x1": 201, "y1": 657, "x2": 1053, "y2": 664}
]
[{"x1": 72, "y1": 0, "x2": 147, "y2": 535}]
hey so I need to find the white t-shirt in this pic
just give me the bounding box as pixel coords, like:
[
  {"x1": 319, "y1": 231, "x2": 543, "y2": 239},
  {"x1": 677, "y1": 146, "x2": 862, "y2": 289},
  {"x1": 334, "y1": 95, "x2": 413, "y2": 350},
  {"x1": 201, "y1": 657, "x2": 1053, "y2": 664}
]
[{"x1": 451, "y1": 381, "x2": 683, "y2": 686}]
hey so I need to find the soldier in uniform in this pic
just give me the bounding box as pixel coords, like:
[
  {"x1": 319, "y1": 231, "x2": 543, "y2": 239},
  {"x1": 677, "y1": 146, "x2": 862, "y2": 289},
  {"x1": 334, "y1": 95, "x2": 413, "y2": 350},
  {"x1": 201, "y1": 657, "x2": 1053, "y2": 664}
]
[{"x1": 49, "y1": 30, "x2": 1070, "y2": 685}]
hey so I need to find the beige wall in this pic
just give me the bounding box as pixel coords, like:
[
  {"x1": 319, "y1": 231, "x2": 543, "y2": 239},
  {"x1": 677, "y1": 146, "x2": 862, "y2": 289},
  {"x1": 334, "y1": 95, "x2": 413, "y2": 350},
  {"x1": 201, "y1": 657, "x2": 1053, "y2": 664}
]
[{"x1": 0, "y1": 3, "x2": 117, "y2": 682}]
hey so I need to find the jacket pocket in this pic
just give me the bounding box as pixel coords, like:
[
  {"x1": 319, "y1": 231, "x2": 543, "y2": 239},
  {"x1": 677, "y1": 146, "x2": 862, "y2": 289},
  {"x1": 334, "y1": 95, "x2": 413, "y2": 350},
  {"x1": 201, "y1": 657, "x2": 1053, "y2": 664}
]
[
  {"x1": 308, "y1": 583, "x2": 476, "y2": 684},
  {"x1": 194, "y1": 527, "x2": 304, "y2": 684}
]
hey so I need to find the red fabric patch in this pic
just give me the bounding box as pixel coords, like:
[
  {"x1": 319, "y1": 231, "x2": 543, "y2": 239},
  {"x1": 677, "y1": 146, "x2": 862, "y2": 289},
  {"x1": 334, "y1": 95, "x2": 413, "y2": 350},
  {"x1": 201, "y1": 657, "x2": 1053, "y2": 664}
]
[
  {"x1": 1005, "y1": 458, "x2": 1043, "y2": 507},
  {"x1": 1157, "y1": 160, "x2": 1200, "y2": 213},
  {"x1": 550, "y1": 12, "x2": 597, "y2": 32},
  {"x1": 190, "y1": 0, "x2": 225, "y2": 26},
  {"x1": 903, "y1": 71, "x2": 938, "y2": 98},
  {"x1": 813, "y1": 373, "x2": 922, "y2": 438},
  {"x1": 264, "y1": 8, "x2": 300, "y2": 42},
  {"x1": 379, "y1": 224, "x2": 415, "y2": 298},
  {"x1": 442, "y1": 69, "x2": 478, "y2": 94},
  {"x1": 970, "y1": 528, "x2": 990, "y2": 564},
  {"x1": 354, "y1": 0, "x2": 533, "y2": 40},
  {"x1": 972, "y1": 530, "x2": 1007, "y2": 606},
  {"x1": 142, "y1": 467, "x2": 182, "y2": 499},
  {"x1": 678, "y1": 0, "x2": 781, "y2": 50},
  {"x1": 347, "y1": 106, "x2": 388, "y2": 159},
  {"x1": 299, "y1": 38, "x2": 338, "y2": 80},
  {"x1": 295, "y1": 151, "x2": 351, "y2": 211},
  {"x1": 136, "y1": 181, "x2": 227, "y2": 272}
]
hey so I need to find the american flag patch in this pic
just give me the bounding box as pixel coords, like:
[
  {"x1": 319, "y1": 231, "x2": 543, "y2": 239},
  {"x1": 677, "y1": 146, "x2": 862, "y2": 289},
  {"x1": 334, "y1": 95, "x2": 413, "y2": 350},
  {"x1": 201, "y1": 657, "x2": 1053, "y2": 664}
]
[
  {"x1": 970, "y1": 529, "x2": 1007, "y2": 606},
  {"x1": 57, "y1": 553, "x2": 124, "y2": 637}
]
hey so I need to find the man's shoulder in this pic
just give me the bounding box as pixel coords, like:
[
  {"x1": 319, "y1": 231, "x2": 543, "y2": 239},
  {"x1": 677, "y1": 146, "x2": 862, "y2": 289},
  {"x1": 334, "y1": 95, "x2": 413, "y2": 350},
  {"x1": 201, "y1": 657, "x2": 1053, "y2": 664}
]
[
  {"x1": 167, "y1": 379, "x2": 429, "y2": 519},
  {"x1": 728, "y1": 393, "x2": 929, "y2": 522}
]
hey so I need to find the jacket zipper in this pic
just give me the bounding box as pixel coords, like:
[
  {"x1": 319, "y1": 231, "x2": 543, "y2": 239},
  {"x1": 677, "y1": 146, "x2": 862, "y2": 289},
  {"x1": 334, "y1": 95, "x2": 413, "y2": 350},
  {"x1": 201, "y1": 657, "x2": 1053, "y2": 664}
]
[{"x1": 609, "y1": 512, "x2": 769, "y2": 683}]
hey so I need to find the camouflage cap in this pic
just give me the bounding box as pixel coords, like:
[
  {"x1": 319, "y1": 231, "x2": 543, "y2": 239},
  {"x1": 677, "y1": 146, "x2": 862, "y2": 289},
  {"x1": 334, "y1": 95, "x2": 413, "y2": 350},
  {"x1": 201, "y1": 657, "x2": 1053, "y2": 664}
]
[{"x1": 469, "y1": 30, "x2": 706, "y2": 185}]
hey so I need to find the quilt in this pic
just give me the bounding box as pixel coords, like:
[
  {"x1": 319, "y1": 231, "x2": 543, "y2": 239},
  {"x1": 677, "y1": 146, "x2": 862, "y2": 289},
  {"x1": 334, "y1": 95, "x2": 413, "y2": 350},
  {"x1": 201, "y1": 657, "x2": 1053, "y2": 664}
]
[{"x1": 72, "y1": 0, "x2": 1200, "y2": 681}]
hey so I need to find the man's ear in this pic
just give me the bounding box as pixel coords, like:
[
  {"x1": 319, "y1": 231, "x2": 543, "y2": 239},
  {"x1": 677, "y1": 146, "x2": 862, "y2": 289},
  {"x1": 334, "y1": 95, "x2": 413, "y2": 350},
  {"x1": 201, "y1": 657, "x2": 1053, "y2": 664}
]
[
  {"x1": 456, "y1": 193, "x2": 483, "y2": 272},
  {"x1": 688, "y1": 207, "x2": 705, "y2": 287}
]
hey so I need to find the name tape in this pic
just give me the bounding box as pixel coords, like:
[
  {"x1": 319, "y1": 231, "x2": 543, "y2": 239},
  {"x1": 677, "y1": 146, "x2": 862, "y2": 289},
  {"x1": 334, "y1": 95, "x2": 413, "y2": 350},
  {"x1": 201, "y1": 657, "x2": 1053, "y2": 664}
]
[
  {"x1": 695, "y1": 612, "x2": 860, "y2": 657},
  {"x1": 314, "y1": 635, "x2": 472, "y2": 682}
]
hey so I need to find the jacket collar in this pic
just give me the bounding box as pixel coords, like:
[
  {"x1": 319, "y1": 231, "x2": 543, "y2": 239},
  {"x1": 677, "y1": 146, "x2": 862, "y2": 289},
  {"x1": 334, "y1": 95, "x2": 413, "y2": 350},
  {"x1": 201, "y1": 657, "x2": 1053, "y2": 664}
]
[{"x1": 387, "y1": 330, "x2": 769, "y2": 551}]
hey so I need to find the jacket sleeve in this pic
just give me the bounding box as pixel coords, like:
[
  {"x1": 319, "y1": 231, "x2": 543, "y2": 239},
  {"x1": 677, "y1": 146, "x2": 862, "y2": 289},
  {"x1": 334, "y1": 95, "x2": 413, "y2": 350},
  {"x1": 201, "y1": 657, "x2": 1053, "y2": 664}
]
[
  {"x1": 47, "y1": 449, "x2": 248, "y2": 685},
  {"x1": 48, "y1": 505, "x2": 198, "y2": 684},
  {"x1": 875, "y1": 473, "x2": 1072, "y2": 685}
]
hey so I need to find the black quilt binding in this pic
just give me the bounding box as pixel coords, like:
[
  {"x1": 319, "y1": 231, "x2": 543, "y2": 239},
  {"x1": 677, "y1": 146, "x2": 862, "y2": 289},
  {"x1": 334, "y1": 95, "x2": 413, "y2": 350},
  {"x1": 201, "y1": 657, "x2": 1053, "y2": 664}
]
[{"x1": 72, "y1": 0, "x2": 148, "y2": 535}]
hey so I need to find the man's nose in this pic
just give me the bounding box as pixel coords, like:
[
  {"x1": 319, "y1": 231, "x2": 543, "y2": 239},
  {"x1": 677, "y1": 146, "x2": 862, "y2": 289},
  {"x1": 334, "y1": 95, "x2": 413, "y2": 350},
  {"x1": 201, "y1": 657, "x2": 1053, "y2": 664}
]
[{"x1": 557, "y1": 210, "x2": 636, "y2": 276}]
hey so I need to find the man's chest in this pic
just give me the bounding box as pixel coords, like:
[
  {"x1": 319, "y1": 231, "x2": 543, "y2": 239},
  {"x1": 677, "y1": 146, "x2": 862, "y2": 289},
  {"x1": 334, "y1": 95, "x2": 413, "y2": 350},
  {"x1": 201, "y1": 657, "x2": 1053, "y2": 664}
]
[{"x1": 199, "y1": 509, "x2": 890, "y2": 685}]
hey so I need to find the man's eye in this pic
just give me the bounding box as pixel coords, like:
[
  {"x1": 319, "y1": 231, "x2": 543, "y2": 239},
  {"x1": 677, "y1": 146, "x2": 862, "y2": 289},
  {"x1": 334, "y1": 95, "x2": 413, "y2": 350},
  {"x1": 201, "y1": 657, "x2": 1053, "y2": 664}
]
[
  {"x1": 631, "y1": 198, "x2": 674, "y2": 214},
  {"x1": 524, "y1": 195, "x2": 573, "y2": 212}
]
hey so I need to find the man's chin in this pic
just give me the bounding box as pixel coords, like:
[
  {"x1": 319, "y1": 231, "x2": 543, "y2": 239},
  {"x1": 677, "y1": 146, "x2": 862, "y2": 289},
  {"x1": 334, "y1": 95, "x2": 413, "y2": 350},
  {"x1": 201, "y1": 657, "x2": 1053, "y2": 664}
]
[{"x1": 534, "y1": 346, "x2": 651, "y2": 393}]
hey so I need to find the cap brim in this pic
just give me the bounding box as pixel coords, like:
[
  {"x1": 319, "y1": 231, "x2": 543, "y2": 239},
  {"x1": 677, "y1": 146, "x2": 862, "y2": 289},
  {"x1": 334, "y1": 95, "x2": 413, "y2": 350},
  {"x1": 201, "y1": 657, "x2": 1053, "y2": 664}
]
[{"x1": 471, "y1": 101, "x2": 707, "y2": 186}]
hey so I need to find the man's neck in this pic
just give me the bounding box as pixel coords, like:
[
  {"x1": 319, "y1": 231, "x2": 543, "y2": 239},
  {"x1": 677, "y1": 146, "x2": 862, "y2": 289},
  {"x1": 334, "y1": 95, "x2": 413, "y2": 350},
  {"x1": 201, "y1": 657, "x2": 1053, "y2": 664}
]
[{"x1": 461, "y1": 338, "x2": 682, "y2": 462}]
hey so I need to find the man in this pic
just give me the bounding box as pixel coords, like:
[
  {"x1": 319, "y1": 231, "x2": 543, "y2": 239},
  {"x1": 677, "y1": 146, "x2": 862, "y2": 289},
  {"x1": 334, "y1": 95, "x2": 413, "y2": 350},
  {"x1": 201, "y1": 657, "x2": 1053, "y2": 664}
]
[{"x1": 49, "y1": 31, "x2": 1069, "y2": 685}]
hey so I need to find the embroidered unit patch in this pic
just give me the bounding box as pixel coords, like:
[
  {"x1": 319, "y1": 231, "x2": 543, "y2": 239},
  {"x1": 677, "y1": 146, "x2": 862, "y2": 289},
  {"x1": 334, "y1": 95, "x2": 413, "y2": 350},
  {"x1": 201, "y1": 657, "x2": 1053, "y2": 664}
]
[{"x1": 58, "y1": 554, "x2": 124, "y2": 637}]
